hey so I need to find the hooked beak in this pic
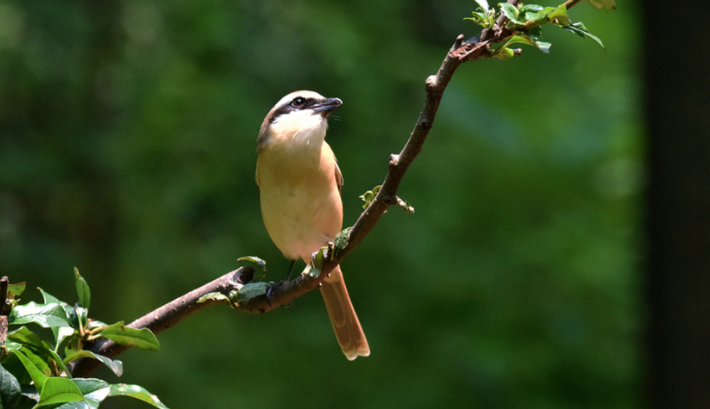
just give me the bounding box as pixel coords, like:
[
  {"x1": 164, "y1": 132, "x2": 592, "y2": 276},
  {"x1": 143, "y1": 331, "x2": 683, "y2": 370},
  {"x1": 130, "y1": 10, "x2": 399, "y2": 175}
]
[{"x1": 312, "y1": 97, "x2": 342, "y2": 117}]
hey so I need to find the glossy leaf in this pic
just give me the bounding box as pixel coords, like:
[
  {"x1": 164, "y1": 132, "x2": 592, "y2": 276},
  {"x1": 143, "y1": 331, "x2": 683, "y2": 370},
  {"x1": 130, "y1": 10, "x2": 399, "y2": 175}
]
[
  {"x1": 37, "y1": 377, "x2": 84, "y2": 407},
  {"x1": 12, "y1": 349, "x2": 48, "y2": 391},
  {"x1": 0, "y1": 361, "x2": 22, "y2": 409},
  {"x1": 10, "y1": 302, "x2": 71, "y2": 329},
  {"x1": 63, "y1": 351, "x2": 124, "y2": 377},
  {"x1": 97, "y1": 323, "x2": 160, "y2": 351},
  {"x1": 74, "y1": 268, "x2": 91, "y2": 310},
  {"x1": 108, "y1": 383, "x2": 169, "y2": 409}
]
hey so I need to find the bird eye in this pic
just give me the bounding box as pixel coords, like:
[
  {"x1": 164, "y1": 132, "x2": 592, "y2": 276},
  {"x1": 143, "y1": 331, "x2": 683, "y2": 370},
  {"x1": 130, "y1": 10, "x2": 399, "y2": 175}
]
[{"x1": 291, "y1": 97, "x2": 306, "y2": 108}]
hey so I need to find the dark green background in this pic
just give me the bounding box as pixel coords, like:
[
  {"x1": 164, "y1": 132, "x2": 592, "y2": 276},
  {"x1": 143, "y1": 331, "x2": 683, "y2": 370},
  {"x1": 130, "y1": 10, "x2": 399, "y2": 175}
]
[{"x1": 0, "y1": 1, "x2": 642, "y2": 408}]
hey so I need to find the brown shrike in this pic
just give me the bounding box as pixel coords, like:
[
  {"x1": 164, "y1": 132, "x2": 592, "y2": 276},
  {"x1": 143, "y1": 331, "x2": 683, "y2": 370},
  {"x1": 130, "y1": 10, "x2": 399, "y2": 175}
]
[{"x1": 255, "y1": 90, "x2": 370, "y2": 360}]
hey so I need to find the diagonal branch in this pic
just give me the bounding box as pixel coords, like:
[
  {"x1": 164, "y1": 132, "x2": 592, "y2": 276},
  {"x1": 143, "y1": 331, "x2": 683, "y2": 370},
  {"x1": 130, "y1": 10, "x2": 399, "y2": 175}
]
[{"x1": 71, "y1": 0, "x2": 594, "y2": 376}]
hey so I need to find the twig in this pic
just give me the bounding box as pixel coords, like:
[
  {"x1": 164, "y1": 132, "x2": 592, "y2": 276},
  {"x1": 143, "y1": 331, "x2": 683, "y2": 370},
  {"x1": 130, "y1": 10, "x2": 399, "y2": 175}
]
[{"x1": 69, "y1": 267, "x2": 253, "y2": 377}]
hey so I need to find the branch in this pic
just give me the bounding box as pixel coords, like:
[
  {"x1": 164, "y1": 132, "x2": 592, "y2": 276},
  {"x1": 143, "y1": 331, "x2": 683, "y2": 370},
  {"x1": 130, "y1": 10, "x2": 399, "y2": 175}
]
[
  {"x1": 71, "y1": 0, "x2": 591, "y2": 376},
  {"x1": 69, "y1": 267, "x2": 254, "y2": 377}
]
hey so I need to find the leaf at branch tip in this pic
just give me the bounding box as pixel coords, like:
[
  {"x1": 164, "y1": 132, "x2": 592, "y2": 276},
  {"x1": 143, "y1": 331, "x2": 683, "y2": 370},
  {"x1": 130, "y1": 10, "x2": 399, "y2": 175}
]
[
  {"x1": 359, "y1": 185, "x2": 382, "y2": 209},
  {"x1": 97, "y1": 323, "x2": 160, "y2": 351},
  {"x1": 562, "y1": 22, "x2": 605, "y2": 50},
  {"x1": 7, "y1": 281, "x2": 26, "y2": 298},
  {"x1": 499, "y1": 3, "x2": 523, "y2": 25},
  {"x1": 493, "y1": 46, "x2": 516, "y2": 60},
  {"x1": 74, "y1": 267, "x2": 90, "y2": 310},
  {"x1": 237, "y1": 256, "x2": 267, "y2": 272},
  {"x1": 547, "y1": 4, "x2": 570, "y2": 26},
  {"x1": 588, "y1": 0, "x2": 616, "y2": 10},
  {"x1": 474, "y1": 0, "x2": 490, "y2": 12}
]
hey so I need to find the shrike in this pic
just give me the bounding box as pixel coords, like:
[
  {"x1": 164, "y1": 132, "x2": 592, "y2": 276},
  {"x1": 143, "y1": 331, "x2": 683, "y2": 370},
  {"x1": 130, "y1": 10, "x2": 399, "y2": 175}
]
[{"x1": 255, "y1": 90, "x2": 370, "y2": 360}]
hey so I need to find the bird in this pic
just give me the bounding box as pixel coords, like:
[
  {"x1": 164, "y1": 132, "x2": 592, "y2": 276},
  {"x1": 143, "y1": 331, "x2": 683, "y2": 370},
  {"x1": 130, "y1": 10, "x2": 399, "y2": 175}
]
[{"x1": 255, "y1": 90, "x2": 370, "y2": 360}]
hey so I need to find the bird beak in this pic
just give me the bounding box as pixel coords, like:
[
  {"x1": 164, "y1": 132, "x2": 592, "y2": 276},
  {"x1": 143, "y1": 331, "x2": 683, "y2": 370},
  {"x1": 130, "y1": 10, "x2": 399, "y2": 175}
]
[{"x1": 312, "y1": 98, "x2": 342, "y2": 116}]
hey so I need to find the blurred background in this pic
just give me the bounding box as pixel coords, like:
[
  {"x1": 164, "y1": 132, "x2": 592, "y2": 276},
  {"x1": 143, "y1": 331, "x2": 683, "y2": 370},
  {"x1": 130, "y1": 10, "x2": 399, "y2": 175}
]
[{"x1": 0, "y1": 1, "x2": 645, "y2": 408}]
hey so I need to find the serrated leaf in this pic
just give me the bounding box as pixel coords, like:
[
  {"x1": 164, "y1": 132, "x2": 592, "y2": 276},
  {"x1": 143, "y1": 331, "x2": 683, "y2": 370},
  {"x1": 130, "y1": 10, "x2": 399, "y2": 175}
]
[
  {"x1": 74, "y1": 268, "x2": 91, "y2": 310},
  {"x1": 588, "y1": 0, "x2": 616, "y2": 10},
  {"x1": 108, "y1": 383, "x2": 169, "y2": 409},
  {"x1": 0, "y1": 361, "x2": 22, "y2": 409},
  {"x1": 97, "y1": 323, "x2": 160, "y2": 351},
  {"x1": 12, "y1": 349, "x2": 48, "y2": 391},
  {"x1": 37, "y1": 377, "x2": 84, "y2": 407},
  {"x1": 63, "y1": 351, "x2": 123, "y2": 377},
  {"x1": 9, "y1": 302, "x2": 72, "y2": 328}
]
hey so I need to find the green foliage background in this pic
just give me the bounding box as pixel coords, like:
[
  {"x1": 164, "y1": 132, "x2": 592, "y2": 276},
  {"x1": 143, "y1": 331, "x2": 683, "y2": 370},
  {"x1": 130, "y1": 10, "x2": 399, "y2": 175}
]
[{"x1": 0, "y1": 1, "x2": 642, "y2": 408}]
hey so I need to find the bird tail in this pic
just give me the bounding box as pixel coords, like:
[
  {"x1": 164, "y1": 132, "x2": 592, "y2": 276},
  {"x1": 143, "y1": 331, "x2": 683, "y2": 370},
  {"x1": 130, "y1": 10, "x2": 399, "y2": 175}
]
[{"x1": 319, "y1": 265, "x2": 370, "y2": 360}]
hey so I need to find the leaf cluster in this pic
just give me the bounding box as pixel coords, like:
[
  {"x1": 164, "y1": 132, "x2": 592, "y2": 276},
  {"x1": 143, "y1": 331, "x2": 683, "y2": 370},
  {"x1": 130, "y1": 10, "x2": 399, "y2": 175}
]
[
  {"x1": 465, "y1": 0, "x2": 607, "y2": 59},
  {"x1": 1, "y1": 269, "x2": 166, "y2": 409}
]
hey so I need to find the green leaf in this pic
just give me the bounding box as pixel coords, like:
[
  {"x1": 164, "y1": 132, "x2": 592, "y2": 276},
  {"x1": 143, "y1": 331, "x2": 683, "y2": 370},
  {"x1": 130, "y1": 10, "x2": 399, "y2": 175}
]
[
  {"x1": 12, "y1": 349, "x2": 48, "y2": 391},
  {"x1": 74, "y1": 268, "x2": 91, "y2": 310},
  {"x1": 96, "y1": 323, "x2": 160, "y2": 351},
  {"x1": 493, "y1": 46, "x2": 515, "y2": 60},
  {"x1": 108, "y1": 383, "x2": 169, "y2": 409},
  {"x1": 588, "y1": 0, "x2": 616, "y2": 10},
  {"x1": 234, "y1": 282, "x2": 270, "y2": 304},
  {"x1": 547, "y1": 4, "x2": 570, "y2": 26},
  {"x1": 7, "y1": 282, "x2": 26, "y2": 298},
  {"x1": 7, "y1": 327, "x2": 72, "y2": 378},
  {"x1": 237, "y1": 256, "x2": 267, "y2": 272},
  {"x1": 359, "y1": 185, "x2": 381, "y2": 209},
  {"x1": 0, "y1": 361, "x2": 22, "y2": 409},
  {"x1": 474, "y1": 0, "x2": 490, "y2": 12},
  {"x1": 506, "y1": 34, "x2": 551, "y2": 53},
  {"x1": 562, "y1": 22, "x2": 605, "y2": 49},
  {"x1": 9, "y1": 302, "x2": 71, "y2": 329},
  {"x1": 464, "y1": 11, "x2": 490, "y2": 28},
  {"x1": 499, "y1": 3, "x2": 523, "y2": 25},
  {"x1": 73, "y1": 378, "x2": 110, "y2": 409},
  {"x1": 197, "y1": 292, "x2": 231, "y2": 304},
  {"x1": 36, "y1": 377, "x2": 84, "y2": 407},
  {"x1": 63, "y1": 351, "x2": 123, "y2": 377}
]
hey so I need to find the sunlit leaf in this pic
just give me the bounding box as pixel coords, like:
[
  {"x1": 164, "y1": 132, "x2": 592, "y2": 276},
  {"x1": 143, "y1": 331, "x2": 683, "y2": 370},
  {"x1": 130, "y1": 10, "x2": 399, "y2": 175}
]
[
  {"x1": 12, "y1": 349, "x2": 48, "y2": 391},
  {"x1": 63, "y1": 350, "x2": 124, "y2": 377},
  {"x1": 37, "y1": 377, "x2": 84, "y2": 407},
  {"x1": 474, "y1": 0, "x2": 490, "y2": 12},
  {"x1": 97, "y1": 323, "x2": 160, "y2": 351},
  {"x1": 108, "y1": 383, "x2": 169, "y2": 409},
  {"x1": 9, "y1": 302, "x2": 71, "y2": 328}
]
